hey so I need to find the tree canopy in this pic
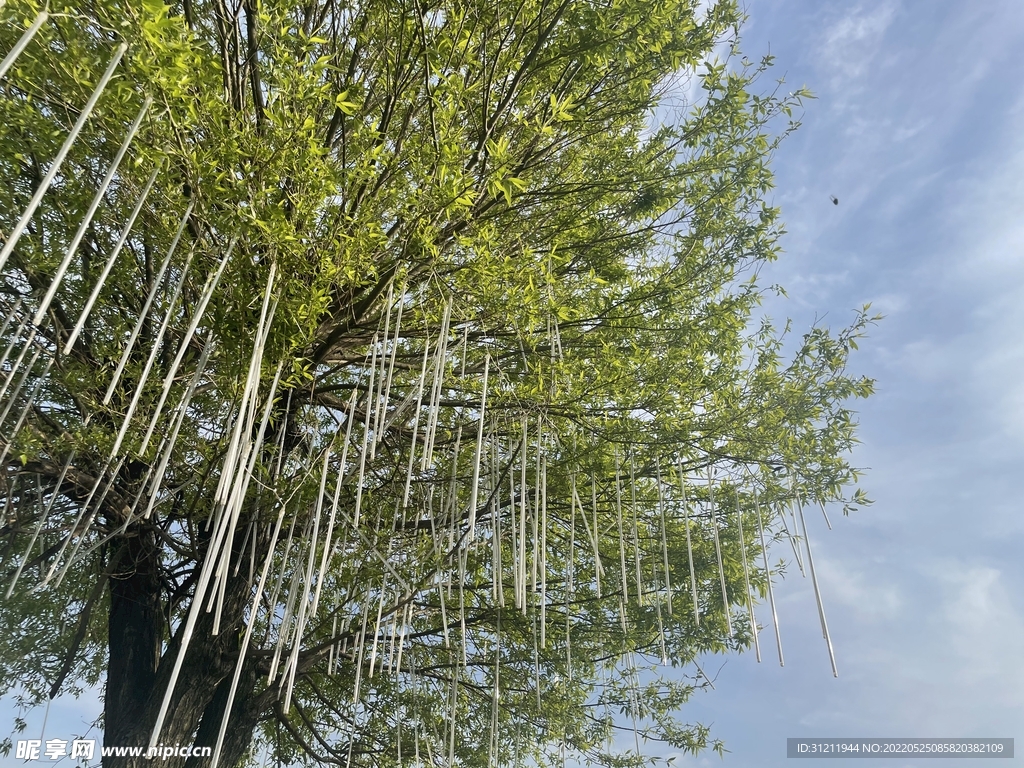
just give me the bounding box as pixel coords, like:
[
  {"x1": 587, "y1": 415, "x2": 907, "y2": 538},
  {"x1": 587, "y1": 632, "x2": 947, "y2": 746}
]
[{"x1": 0, "y1": 0, "x2": 874, "y2": 766}]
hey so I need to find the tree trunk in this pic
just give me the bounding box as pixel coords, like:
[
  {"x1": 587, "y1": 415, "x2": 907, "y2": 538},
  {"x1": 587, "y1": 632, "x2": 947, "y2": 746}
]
[
  {"x1": 104, "y1": 526, "x2": 163, "y2": 759},
  {"x1": 102, "y1": 522, "x2": 266, "y2": 768}
]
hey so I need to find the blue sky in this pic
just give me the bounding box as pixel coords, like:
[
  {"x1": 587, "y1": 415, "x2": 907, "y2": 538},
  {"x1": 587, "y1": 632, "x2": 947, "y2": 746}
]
[
  {"x1": 664, "y1": 1, "x2": 1024, "y2": 766},
  {"x1": 6, "y1": 2, "x2": 1024, "y2": 766}
]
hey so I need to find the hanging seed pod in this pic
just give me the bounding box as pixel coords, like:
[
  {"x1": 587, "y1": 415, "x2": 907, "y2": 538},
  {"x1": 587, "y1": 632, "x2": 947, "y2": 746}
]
[
  {"x1": 705, "y1": 468, "x2": 732, "y2": 637},
  {"x1": 0, "y1": 10, "x2": 49, "y2": 81},
  {"x1": 734, "y1": 487, "x2": 760, "y2": 662},
  {"x1": 0, "y1": 43, "x2": 128, "y2": 273}
]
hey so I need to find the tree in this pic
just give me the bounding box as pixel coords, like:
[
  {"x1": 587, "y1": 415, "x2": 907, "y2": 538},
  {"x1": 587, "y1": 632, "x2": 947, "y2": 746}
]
[{"x1": 0, "y1": 0, "x2": 874, "y2": 766}]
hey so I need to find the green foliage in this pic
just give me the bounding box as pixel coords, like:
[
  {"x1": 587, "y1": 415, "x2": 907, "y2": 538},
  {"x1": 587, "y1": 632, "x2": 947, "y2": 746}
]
[{"x1": 0, "y1": 0, "x2": 875, "y2": 766}]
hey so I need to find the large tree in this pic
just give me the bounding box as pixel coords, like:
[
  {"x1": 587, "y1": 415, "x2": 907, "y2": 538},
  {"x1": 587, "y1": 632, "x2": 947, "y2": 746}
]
[{"x1": 0, "y1": 0, "x2": 873, "y2": 766}]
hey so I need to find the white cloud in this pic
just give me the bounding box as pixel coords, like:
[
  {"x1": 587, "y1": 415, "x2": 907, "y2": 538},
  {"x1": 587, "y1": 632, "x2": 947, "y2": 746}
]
[
  {"x1": 934, "y1": 562, "x2": 1024, "y2": 708},
  {"x1": 816, "y1": 3, "x2": 898, "y2": 92},
  {"x1": 816, "y1": 556, "x2": 903, "y2": 622}
]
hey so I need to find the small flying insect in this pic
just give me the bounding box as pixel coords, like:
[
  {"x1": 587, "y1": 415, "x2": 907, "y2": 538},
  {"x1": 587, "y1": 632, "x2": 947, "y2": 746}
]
[{"x1": 830, "y1": 195, "x2": 839, "y2": 205}]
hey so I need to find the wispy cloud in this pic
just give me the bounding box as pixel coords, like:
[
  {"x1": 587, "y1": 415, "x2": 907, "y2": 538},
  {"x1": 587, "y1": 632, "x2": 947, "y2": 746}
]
[{"x1": 816, "y1": 2, "x2": 898, "y2": 93}]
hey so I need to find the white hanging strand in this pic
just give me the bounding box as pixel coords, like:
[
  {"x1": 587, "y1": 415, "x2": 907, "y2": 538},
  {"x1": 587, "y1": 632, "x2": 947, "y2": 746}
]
[
  {"x1": 207, "y1": 401, "x2": 291, "y2": 767},
  {"x1": 352, "y1": 589, "x2": 371, "y2": 702},
  {"x1": 141, "y1": 334, "x2": 217, "y2": 519},
  {"x1": 34, "y1": 98, "x2": 154, "y2": 327},
  {"x1": 377, "y1": 288, "x2": 403, "y2": 446},
  {"x1": 281, "y1": 443, "x2": 336, "y2": 710},
  {"x1": 518, "y1": 417, "x2": 528, "y2": 611},
  {"x1": 147, "y1": 380, "x2": 261, "y2": 751},
  {"x1": 421, "y1": 298, "x2": 451, "y2": 469},
  {"x1": 584, "y1": 474, "x2": 599, "y2": 602},
  {"x1": 0, "y1": 326, "x2": 38, "y2": 405},
  {"x1": 531, "y1": 420, "x2": 541, "y2": 595},
  {"x1": 137, "y1": 243, "x2": 238, "y2": 454},
  {"x1": 677, "y1": 461, "x2": 699, "y2": 626},
  {"x1": 628, "y1": 454, "x2": 642, "y2": 604},
  {"x1": 655, "y1": 460, "x2": 672, "y2": 615},
  {"x1": 61, "y1": 165, "x2": 161, "y2": 350},
  {"x1": 106, "y1": 244, "x2": 198, "y2": 460},
  {"x1": 0, "y1": 43, "x2": 128, "y2": 273},
  {"x1": 796, "y1": 496, "x2": 838, "y2": 676},
  {"x1": 48, "y1": 455, "x2": 125, "y2": 590},
  {"x1": 0, "y1": 312, "x2": 31, "y2": 391},
  {"x1": 750, "y1": 478, "x2": 784, "y2": 666},
  {"x1": 371, "y1": 284, "x2": 396, "y2": 453},
  {"x1": 101, "y1": 201, "x2": 195, "y2": 396},
  {"x1": 0, "y1": 355, "x2": 53, "y2": 466},
  {"x1": 0, "y1": 344, "x2": 42, "y2": 430},
  {"x1": 782, "y1": 475, "x2": 806, "y2": 576},
  {"x1": 571, "y1": 479, "x2": 604, "y2": 595},
  {"x1": 0, "y1": 10, "x2": 49, "y2": 82},
  {"x1": 466, "y1": 353, "x2": 489, "y2": 539},
  {"x1": 614, "y1": 451, "x2": 628, "y2": 603},
  {"x1": 0, "y1": 298, "x2": 24, "y2": 344},
  {"x1": 539, "y1": 451, "x2": 547, "y2": 648},
  {"x1": 734, "y1": 488, "x2": 760, "y2": 663},
  {"x1": 705, "y1": 468, "x2": 732, "y2": 636},
  {"x1": 402, "y1": 336, "x2": 431, "y2": 507},
  {"x1": 819, "y1": 499, "x2": 833, "y2": 530}
]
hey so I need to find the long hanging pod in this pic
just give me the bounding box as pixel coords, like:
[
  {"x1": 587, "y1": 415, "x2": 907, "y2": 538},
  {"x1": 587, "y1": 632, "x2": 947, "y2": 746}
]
[
  {"x1": 628, "y1": 453, "x2": 643, "y2": 604},
  {"x1": 750, "y1": 477, "x2": 784, "y2": 666},
  {"x1": 210, "y1": 384, "x2": 284, "y2": 632},
  {"x1": 819, "y1": 499, "x2": 834, "y2": 530},
  {"x1": 47, "y1": 455, "x2": 127, "y2": 590},
  {"x1": 106, "y1": 243, "x2": 199, "y2": 460},
  {"x1": 571, "y1": 478, "x2": 604, "y2": 596},
  {"x1": 1, "y1": 358, "x2": 56, "y2": 597},
  {"x1": 209, "y1": 360, "x2": 285, "y2": 631},
  {"x1": 268, "y1": 518, "x2": 311, "y2": 689},
  {"x1": 12, "y1": 432, "x2": 84, "y2": 596},
  {"x1": 0, "y1": 298, "x2": 28, "y2": 349},
  {"x1": 147, "y1": 374, "x2": 264, "y2": 750},
  {"x1": 60, "y1": 165, "x2": 161, "y2": 350},
  {"x1": 655, "y1": 460, "x2": 672, "y2": 615},
  {"x1": 590, "y1": 473, "x2": 602, "y2": 598},
  {"x1": 34, "y1": 99, "x2": 155, "y2": 328},
  {"x1": 349, "y1": 337, "x2": 382, "y2": 528},
  {"x1": 0, "y1": 355, "x2": 53, "y2": 466},
  {"x1": 614, "y1": 450, "x2": 629, "y2": 603},
  {"x1": 141, "y1": 334, "x2": 217, "y2": 519},
  {"x1": 100, "y1": 200, "x2": 195, "y2": 393},
  {"x1": 421, "y1": 298, "x2": 452, "y2": 469},
  {"x1": 539, "y1": 450, "x2": 547, "y2": 648},
  {"x1": 0, "y1": 324, "x2": 39, "y2": 406},
  {"x1": 796, "y1": 493, "x2": 839, "y2": 677},
  {"x1": 372, "y1": 283, "x2": 401, "y2": 453},
  {"x1": 492, "y1": 428, "x2": 503, "y2": 606},
  {"x1": 781, "y1": 473, "x2": 806, "y2": 576},
  {"x1": 676, "y1": 461, "x2": 699, "y2": 626},
  {"x1": 705, "y1": 468, "x2": 732, "y2": 636},
  {"x1": 734, "y1": 487, "x2": 760, "y2": 662},
  {"x1": 0, "y1": 298, "x2": 24, "y2": 347},
  {"x1": 0, "y1": 10, "x2": 48, "y2": 82},
  {"x1": 208, "y1": 410, "x2": 293, "y2": 768},
  {"x1": 466, "y1": 353, "x2": 489, "y2": 539},
  {"x1": 567, "y1": 472, "x2": 576, "y2": 676},
  {"x1": 518, "y1": 416, "x2": 529, "y2": 611},
  {"x1": 0, "y1": 43, "x2": 128, "y2": 273},
  {"x1": 531, "y1": 418, "x2": 542, "y2": 595},
  {"x1": 137, "y1": 244, "x2": 239, "y2": 455},
  {"x1": 280, "y1": 444, "x2": 337, "y2": 710},
  {"x1": 0, "y1": 344, "x2": 43, "y2": 431},
  {"x1": 402, "y1": 332, "x2": 431, "y2": 507}
]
